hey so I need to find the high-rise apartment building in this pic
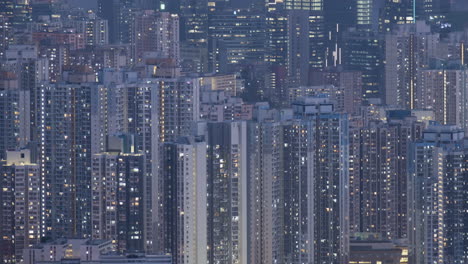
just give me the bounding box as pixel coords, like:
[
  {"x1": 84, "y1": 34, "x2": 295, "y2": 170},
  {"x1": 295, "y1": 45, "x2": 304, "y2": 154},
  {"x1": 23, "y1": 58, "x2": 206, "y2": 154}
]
[
  {"x1": 154, "y1": 77, "x2": 201, "y2": 143},
  {"x1": 247, "y1": 117, "x2": 283, "y2": 264},
  {"x1": 114, "y1": 75, "x2": 201, "y2": 253},
  {"x1": 287, "y1": 85, "x2": 345, "y2": 110},
  {"x1": 70, "y1": 12, "x2": 109, "y2": 47},
  {"x1": 202, "y1": 121, "x2": 248, "y2": 264},
  {"x1": 91, "y1": 134, "x2": 145, "y2": 253},
  {"x1": 90, "y1": 83, "x2": 115, "y2": 155},
  {"x1": 309, "y1": 68, "x2": 363, "y2": 115},
  {"x1": 283, "y1": 97, "x2": 349, "y2": 263},
  {"x1": 4, "y1": 45, "x2": 49, "y2": 142},
  {"x1": 0, "y1": 85, "x2": 30, "y2": 159},
  {"x1": 162, "y1": 136, "x2": 208, "y2": 264},
  {"x1": 200, "y1": 89, "x2": 253, "y2": 122},
  {"x1": 114, "y1": 80, "x2": 159, "y2": 252},
  {"x1": 39, "y1": 82, "x2": 93, "y2": 239},
  {"x1": 38, "y1": 44, "x2": 68, "y2": 83},
  {"x1": 385, "y1": 22, "x2": 439, "y2": 108},
  {"x1": 417, "y1": 68, "x2": 468, "y2": 133},
  {"x1": 133, "y1": 11, "x2": 179, "y2": 64},
  {"x1": 0, "y1": 149, "x2": 40, "y2": 263},
  {"x1": 408, "y1": 123, "x2": 468, "y2": 264},
  {"x1": 154, "y1": 13, "x2": 180, "y2": 64},
  {"x1": 350, "y1": 113, "x2": 423, "y2": 240}
]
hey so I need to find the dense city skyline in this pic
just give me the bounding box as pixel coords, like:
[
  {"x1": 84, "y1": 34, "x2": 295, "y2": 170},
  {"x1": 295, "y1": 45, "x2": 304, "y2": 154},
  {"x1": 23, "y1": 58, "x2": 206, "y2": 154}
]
[{"x1": 1, "y1": 0, "x2": 468, "y2": 264}]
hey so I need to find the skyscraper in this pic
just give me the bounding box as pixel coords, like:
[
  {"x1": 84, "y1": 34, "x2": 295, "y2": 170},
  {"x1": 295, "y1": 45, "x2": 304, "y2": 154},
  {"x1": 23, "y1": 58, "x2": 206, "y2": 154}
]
[
  {"x1": 380, "y1": 0, "x2": 414, "y2": 33},
  {"x1": 4, "y1": 44, "x2": 49, "y2": 143},
  {"x1": 2, "y1": 0, "x2": 468, "y2": 263},
  {"x1": 417, "y1": 68, "x2": 468, "y2": 133},
  {"x1": 356, "y1": 0, "x2": 385, "y2": 33},
  {"x1": 115, "y1": 80, "x2": 159, "y2": 252},
  {"x1": 70, "y1": 12, "x2": 109, "y2": 47},
  {"x1": 408, "y1": 123, "x2": 468, "y2": 263},
  {"x1": 343, "y1": 30, "x2": 384, "y2": 99},
  {"x1": 416, "y1": 0, "x2": 451, "y2": 24},
  {"x1": 154, "y1": 77, "x2": 201, "y2": 143},
  {"x1": 264, "y1": 0, "x2": 327, "y2": 104},
  {"x1": 208, "y1": 9, "x2": 265, "y2": 74},
  {"x1": 0, "y1": 85, "x2": 30, "y2": 159},
  {"x1": 203, "y1": 121, "x2": 248, "y2": 264},
  {"x1": 98, "y1": 0, "x2": 134, "y2": 44},
  {"x1": 180, "y1": 0, "x2": 208, "y2": 44},
  {"x1": 162, "y1": 136, "x2": 208, "y2": 264},
  {"x1": 0, "y1": 149, "x2": 40, "y2": 263},
  {"x1": 0, "y1": 0, "x2": 31, "y2": 29},
  {"x1": 264, "y1": 1, "x2": 288, "y2": 106},
  {"x1": 283, "y1": 97, "x2": 349, "y2": 263},
  {"x1": 91, "y1": 134, "x2": 145, "y2": 253},
  {"x1": 0, "y1": 155, "x2": 15, "y2": 263},
  {"x1": 285, "y1": 0, "x2": 326, "y2": 69},
  {"x1": 115, "y1": 76, "x2": 201, "y2": 253},
  {"x1": 385, "y1": 22, "x2": 439, "y2": 108},
  {"x1": 322, "y1": 0, "x2": 355, "y2": 67},
  {"x1": 287, "y1": 10, "x2": 310, "y2": 87},
  {"x1": 350, "y1": 113, "x2": 423, "y2": 240},
  {"x1": 247, "y1": 117, "x2": 283, "y2": 264},
  {"x1": 309, "y1": 68, "x2": 363, "y2": 115},
  {"x1": 179, "y1": 0, "x2": 209, "y2": 73},
  {"x1": 39, "y1": 82, "x2": 93, "y2": 239},
  {"x1": 284, "y1": 0, "x2": 322, "y2": 11},
  {"x1": 133, "y1": 11, "x2": 179, "y2": 64}
]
